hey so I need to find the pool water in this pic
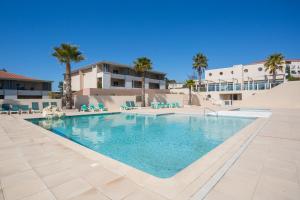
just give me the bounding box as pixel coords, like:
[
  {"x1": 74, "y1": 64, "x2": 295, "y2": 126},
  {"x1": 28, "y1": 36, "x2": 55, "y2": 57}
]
[{"x1": 27, "y1": 113, "x2": 254, "y2": 178}]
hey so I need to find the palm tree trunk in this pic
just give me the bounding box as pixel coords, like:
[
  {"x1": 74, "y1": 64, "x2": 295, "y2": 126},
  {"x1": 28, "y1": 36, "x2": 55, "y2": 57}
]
[
  {"x1": 65, "y1": 62, "x2": 72, "y2": 109},
  {"x1": 198, "y1": 70, "x2": 202, "y2": 92},
  {"x1": 141, "y1": 72, "x2": 145, "y2": 107},
  {"x1": 273, "y1": 71, "x2": 276, "y2": 85},
  {"x1": 189, "y1": 86, "x2": 192, "y2": 105}
]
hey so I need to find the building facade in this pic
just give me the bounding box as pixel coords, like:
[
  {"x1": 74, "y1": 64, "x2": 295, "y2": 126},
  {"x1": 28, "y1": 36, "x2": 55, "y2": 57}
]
[
  {"x1": 202, "y1": 59, "x2": 300, "y2": 104},
  {"x1": 71, "y1": 61, "x2": 166, "y2": 91},
  {"x1": 0, "y1": 70, "x2": 52, "y2": 99},
  {"x1": 168, "y1": 83, "x2": 184, "y2": 89}
]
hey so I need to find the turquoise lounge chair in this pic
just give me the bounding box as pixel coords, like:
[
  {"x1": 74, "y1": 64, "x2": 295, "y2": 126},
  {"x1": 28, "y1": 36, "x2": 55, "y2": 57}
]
[
  {"x1": 129, "y1": 101, "x2": 138, "y2": 109},
  {"x1": 80, "y1": 104, "x2": 89, "y2": 112},
  {"x1": 10, "y1": 105, "x2": 20, "y2": 114},
  {"x1": 98, "y1": 103, "x2": 108, "y2": 111},
  {"x1": 151, "y1": 102, "x2": 159, "y2": 109},
  {"x1": 89, "y1": 104, "x2": 99, "y2": 112},
  {"x1": 159, "y1": 102, "x2": 166, "y2": 108},
  {"x1": 31, "y1": 102, "x2": 41, "y2": 113},
  {"x1": 165, "y1": 102, "x2": 171, "y2": 108},
  {"x1": 175, "y1": 102, "x2": 181, "y2": 108},
  {"x1": 42, "y1": 102, "x2": 50, "y2": 109},
  {"x1": 20, "y1": 105, "x2": 30, "y2": 114},
  {"x1": 120, "y1": 104, "x2": 131, "y2": 110},
  {"x1": 0, "y1": 104, "x2": 9, "y2": 114}
]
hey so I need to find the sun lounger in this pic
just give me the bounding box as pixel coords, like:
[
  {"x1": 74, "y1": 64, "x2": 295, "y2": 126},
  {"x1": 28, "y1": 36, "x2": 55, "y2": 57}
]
[
  {"x1": 31, "y1": 102, "x2": 41, "y2": 113},
  {"x1": 89, "y1": 104, "x2": 99, "y2": 112},
  {"x1": 98, "y1": 103, "x2": 108, "y2": 111},
  {"x1": 129, "y1": 101, "x2": 138, "y2": 109},
  {"x1": 121, "y1": 104, "x2": 130, "y2": 110},
  {"x1": 10, "y1": 105, "x2": 20, "y2": 114},
  {"x1": 175, "y1": 102, "x2": 181, "y2": 108},
  {"x1": 151, "y1": 102, "x2": 159, "y2": 109},
  {"x1": 42, "y1": 102, "x2": 50, "y2": 109},
  {"x1": 20, "y1": 105, "x2": 30, "y2": 114},
  {"x1": 80, "y1": 104, "x2": 89, "y2": 112},
  {"x1": 0, "y1": 104, "x2": 9, "y2": 114}
]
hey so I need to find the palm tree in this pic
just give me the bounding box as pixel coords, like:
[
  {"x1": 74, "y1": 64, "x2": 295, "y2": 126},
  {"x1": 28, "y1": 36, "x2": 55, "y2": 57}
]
[
  {"x1": 264, "y1": 53, "x2": 285, "y2": 84},
  {"x1": 52, "y1": 43, "x2": 84, "y2": 109},
  {"x1": 185, "y1": 79, "x2": 195, "y2": 105},
  {"x1": 193, "y1": 53, "x2": 208, "y2": 92},
  {"x1": 133, "y1": 57, "x2": 152, "y2": 107}
]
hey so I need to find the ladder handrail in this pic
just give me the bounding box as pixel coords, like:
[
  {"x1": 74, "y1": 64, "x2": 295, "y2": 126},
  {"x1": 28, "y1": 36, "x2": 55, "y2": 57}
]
[{"x1": 204, "y1": 107, "x2": 218, "y2": 117}]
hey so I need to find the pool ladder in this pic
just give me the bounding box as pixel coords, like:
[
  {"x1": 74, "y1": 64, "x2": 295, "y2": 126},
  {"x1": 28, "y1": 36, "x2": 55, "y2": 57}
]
[{"x1": 203, "y1": 107, "x2": 219, "y2": 117}]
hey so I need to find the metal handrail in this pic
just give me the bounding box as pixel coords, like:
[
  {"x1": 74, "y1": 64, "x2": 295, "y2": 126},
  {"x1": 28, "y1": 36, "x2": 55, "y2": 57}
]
[{"x1": 204, "y1": 107, "x2": 218, "y2": 117}]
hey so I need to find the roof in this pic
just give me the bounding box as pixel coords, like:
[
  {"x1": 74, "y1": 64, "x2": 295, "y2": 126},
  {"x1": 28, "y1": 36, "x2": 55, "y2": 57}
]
[
  {"x1": 71, "y1": 61, "x2": 167, "y2": 75},
  {"x1": 0, "y1": 71, "x2": 52, "y2": 82},
  {"x1": 251, "y1": 59, "x2": 300, "y2": 65}
]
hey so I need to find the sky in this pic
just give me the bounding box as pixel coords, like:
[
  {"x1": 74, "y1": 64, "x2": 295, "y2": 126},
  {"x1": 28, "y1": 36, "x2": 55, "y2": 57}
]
[{"x1": 0, "y1": 0, "x2": 299, "y2": 90}]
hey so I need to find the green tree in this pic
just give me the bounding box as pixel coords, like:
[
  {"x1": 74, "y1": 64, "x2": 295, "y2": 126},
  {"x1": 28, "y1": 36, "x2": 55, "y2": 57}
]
[
  {"x1": 52, "y1": 44, "x2": 84, "y2": 109},
  {"x1": 264, "y1": 53, "x2": 285, "y2": 84},
  {"x1": 133, "y1": 57, "x2": 152, "y2": 107},
  {"x1": 185, "y1": 79, "x2": 195, "y2": 105},
  {"x1": 193, "y1": 53, "x2": 208, "y2": 91}
]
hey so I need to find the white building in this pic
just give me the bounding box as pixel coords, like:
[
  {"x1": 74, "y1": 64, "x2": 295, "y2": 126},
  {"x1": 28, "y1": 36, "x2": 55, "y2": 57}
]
[
  {"x1": 71, "y1": 61, "x2": 166, "y2": 91},
  {"x1": 168, "y1": 82, "x2": 184, "y2": 89},
  {"x1": 0, "y1": 70, "x2": 51, "y2": 99},
  {"x1": 202, "y1": 59, "x2": 300, "y2": 104}
]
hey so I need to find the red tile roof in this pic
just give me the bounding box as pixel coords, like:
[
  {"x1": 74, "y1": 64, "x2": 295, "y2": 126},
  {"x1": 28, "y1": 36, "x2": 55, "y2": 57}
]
[{"x1": 0, "y1": 71, "x2": 50, "y2": 82}]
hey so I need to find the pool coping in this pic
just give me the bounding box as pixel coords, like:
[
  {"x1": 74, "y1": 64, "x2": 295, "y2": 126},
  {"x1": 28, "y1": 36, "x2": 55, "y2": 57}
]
[{"x1": 21, "y1": 111, "x2": 268, "y2": 199}]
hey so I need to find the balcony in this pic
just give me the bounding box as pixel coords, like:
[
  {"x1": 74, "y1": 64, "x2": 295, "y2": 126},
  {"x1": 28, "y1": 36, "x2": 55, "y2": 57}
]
[{"x1": 0, "y1": 89, "x2": 48, "y2": 97}]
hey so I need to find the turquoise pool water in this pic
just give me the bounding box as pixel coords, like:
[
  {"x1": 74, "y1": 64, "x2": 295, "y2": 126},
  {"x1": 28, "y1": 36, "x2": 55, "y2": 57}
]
[{"x1": 27, "y1": 113, "x2": 254, "y2": 178}]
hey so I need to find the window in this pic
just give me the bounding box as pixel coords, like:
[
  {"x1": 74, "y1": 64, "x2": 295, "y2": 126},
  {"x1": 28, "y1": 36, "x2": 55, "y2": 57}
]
[
  {"x1": 291, "y1": 70, "x2": 296, "y2": 74},
  {"x1": 258, "y1": 67, "x2": 263, "y2": 71},
  {"x1": 219, "y1": 72, "x2": 223, "y2": 75},
  {"x1": 298, "y1": 70, "x2": 300, "y2": 74},
  {"x1": 103, "y1": 64, "x2": 109, "y2": 72},
  {"x1": 209, "y1": 73, "x2": 212, "y2": 76},
  {"x1": 112, "y1": 69, "x2": 119, "y2": 74},
  {"x1": 113, "y1": 81, "x2": 119, "y2": 86},
  {"x1": 244, "y1": 69, "x2": 248, "y2": 73},
  {"x1": 231, "y1": 71, "x2": 234, "y2": 74}
]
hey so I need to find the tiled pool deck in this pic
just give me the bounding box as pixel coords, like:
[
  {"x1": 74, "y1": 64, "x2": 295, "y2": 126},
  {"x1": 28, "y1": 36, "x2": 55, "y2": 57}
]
[{"x1": 0, "y1": 107, "x2": 299, "y2": 200}]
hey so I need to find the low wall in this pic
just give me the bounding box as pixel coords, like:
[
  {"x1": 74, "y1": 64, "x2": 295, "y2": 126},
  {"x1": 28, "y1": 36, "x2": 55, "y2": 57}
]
[
  {"x1": 74, "y1": 95, "x2": 136, "y2": 111},
  {"x1": 147, "y1": 94, "x2": 185, "y2": 106},
  {"x1": 75, "y1": 88, "x2": 170, "y2": 96},
  {"x1": 74, "y1": 93, "x2": 186, "y2": 110},
  {"x1": 0, "y1": 99, "x2": 62, "y2": 109}
]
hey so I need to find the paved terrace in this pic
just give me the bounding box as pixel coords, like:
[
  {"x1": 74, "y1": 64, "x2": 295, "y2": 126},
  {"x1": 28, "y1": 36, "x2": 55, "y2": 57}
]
[{"x1": 0, "y1": 108, "x2": 299, "y2": 200}]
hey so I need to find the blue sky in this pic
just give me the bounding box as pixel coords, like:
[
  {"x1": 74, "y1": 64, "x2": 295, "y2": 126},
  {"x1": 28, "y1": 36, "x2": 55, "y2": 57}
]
[{"x1": 0, "y1": 0, "x2": 299, "y2": 90}]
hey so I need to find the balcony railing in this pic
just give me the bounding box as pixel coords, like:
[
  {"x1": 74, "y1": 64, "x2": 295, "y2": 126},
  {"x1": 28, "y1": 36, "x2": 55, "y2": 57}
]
[{"x1": 206, "y1": 80, "x2": 283, "y2": 92}]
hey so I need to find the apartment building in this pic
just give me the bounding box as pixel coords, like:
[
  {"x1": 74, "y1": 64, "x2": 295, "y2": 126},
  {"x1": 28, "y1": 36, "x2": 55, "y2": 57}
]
[
  {"x1": 71, "y1": 61, "x2": 166, "y2": 91},
  {"x1": 202, "y1": 59, "x2": 300, "y2": 104},
  {"x1": 0, "y1": 70, "x2": 52, "y2": 99}
]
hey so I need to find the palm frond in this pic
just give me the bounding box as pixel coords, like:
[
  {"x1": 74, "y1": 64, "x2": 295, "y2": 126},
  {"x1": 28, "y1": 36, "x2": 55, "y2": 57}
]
[
  {"x1": 133, "y1": 57, "x2": 152, "y2": 73},
  {"x1": 52, "y1": 43, "x2": 85, "y2": 64},
  {"x1": 193, "y1": 53, "x2": 208, "y2": 71}
]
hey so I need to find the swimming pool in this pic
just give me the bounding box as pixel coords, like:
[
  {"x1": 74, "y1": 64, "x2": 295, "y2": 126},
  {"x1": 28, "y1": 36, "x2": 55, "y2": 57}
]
[{"x1": 27, "y1": 113, "x2": 254, "y2": 178}]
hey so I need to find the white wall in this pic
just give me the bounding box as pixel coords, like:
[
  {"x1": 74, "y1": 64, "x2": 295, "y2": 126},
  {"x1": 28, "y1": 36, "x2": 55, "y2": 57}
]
[
  {"x1": 82, "y1": 67, "x2": 97, "y2": 88},
  {"x1": 205, "y1": 63, "x2": 286, "y2": 83},
  {"x1": 234, "y1": 81, "x2": 300, "y2": 109},
  {"x1": 71, "y1": 74, "x2": 80, "y2": 91}
]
